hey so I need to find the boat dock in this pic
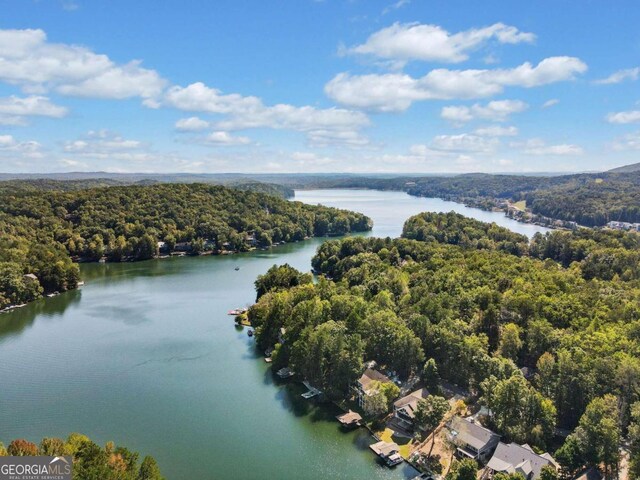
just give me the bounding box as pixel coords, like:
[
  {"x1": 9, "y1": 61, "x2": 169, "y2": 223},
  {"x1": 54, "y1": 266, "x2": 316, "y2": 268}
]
[
  {"x1": 336, "y1": 410, "x2": 362, "y2": 427},
  {"x1": 301, "y1": 380, "x2": 322, "y2": 399},
  {"x1": 369, "y1": 441, "x2": 403, "y2": 467}
]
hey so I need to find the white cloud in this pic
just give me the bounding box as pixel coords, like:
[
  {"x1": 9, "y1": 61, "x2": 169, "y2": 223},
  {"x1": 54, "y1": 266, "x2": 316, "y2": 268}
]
[
  {"x1": 431, "y1": 133, "x2": 499, "y2": 153},
  {"x1": 612, "y1": 131, "x2": 640, "y2": 151},
  {"x1": 515, "y1": 138, "x2": 584, "y2": 155},
  {"x1": 205, "y1": 131, "x2": 251, "y2": 146},
  {"x1": 175, "y1": 116, "x2": 211, "y2": 131},
  {"x1": 0, "y1": 134, "x2": 44, "y2": 160},
  {"x1": 382, "y1": 0, "x2": 411, "y2": 15},
  {"x1": 606, "y1": 110, "x2": 640, "y2": 124},
  {"x1": 342, "y1": 22, "x2": 535, "y2": 65},
  {"x1": 0, "y1": 28, "x2": 167, "y2": 100},
  {"x1": 441, "y1": 99, "x2": 527, "y2": 124},
  {"x1": 62, "y1": 130, "x2": 147, "y2": 159},
  {"x1": 473, "y1": 125, "x2": 518, "y2": 137},
  {"x1": 542, "y1": 99, "x2": 559, "y2": 108},
  {"x1": 306, "y1": 129, "x2": 370, "y2": 148},
  {"x1": 325, "y1": 57, "x2": 587, "y2": 111},
  {"x1": 0, "y1": 95, "x2": 68, "y2": 126},
  {"x1": 162, "y1": 82, "x2": 370, "y2": 145},
  {"x1": 594, "y1": 67, "x2": 639, "y2": 85}
]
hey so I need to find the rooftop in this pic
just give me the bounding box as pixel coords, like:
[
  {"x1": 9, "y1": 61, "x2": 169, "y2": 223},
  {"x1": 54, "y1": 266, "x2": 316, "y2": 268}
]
[
  {"x1": 358, "y1": 368, "x2": 392, "y2": 393},
  {"x1": 393, "y1": 388, "x2": 430, "y2": 420},
  {"x1": 448, "y1": 416, "x2": 500, "y2": 451},
  {"x1": 487, "y1": 442, "x2": 557, "y2": 480}
]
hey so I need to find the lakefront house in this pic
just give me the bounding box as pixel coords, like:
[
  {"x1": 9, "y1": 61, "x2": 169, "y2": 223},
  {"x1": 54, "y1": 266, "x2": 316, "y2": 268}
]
[
  {"x1": 446, "y1": 416, "x2": 501, "y2": 463},
  {"x1": 355, "y1": 367, "x2": 392, "y2": 413},
  {"x1": 392, "y1": 388, "x2": 430, "y2": 429},
  {"x1": 486, "y1": 442, "x2": 558, "y2": 480}
]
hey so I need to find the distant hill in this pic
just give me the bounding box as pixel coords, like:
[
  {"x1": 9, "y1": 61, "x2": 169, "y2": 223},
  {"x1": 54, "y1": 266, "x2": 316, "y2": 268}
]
[{"x1": 609, "y1": 162, "x2": 640, "y2": 173}]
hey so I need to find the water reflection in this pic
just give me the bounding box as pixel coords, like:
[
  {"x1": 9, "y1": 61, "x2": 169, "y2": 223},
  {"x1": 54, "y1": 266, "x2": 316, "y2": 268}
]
[{"x1": 0, "y1": 289, "x2": 81, "y2": 343}]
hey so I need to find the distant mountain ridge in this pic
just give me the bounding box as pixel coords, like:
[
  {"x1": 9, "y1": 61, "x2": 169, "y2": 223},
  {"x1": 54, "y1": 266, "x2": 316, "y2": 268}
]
[{"x1": 609, "y1": 162, "x2": 640, "y2": 173}]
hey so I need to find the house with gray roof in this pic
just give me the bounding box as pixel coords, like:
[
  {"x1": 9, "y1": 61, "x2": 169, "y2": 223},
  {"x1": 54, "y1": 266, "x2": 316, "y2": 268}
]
[
  {"x1": 446, "y1": 416, "x2": 500, "y2": 463},
  {"x1": 486, "y1": 442, "x2": 558, "y2": 480}
]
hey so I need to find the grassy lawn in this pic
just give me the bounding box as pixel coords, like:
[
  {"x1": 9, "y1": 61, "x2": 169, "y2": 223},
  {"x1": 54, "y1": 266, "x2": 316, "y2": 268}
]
[
  {"x1": 512, "y1": 200, "x2": 526, "y2": 210},
  {"x1": 378, "y1": 428, "x2": 413, "y2": 459}
]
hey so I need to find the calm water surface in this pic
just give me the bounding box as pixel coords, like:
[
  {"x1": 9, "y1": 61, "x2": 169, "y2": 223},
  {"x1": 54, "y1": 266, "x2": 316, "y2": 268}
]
[{"x1": 0, "y1": 190, "x2": 549, "y2": 479}]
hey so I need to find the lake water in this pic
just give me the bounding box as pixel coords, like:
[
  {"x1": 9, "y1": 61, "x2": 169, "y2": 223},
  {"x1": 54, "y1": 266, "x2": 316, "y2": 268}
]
[{"x1": 0, "y1": 190, "x2": 549, "y2": 479}]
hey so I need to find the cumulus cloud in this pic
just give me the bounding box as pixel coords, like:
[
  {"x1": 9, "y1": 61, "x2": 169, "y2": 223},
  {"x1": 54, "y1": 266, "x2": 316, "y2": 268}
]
[
  {"x1": 342, "y1": 22, "x2": 535, "y2": 65},
  {"x1": 606, "y1": 110, "x2": 640, "y2": 124},
  {"x1": 162, "y1": 82, "x2": 370, "y2": 146},
  {"x1": 175, "y1": 116, "x2": 211, "y2": 131},
  {"x1": 204, "y1": 131, "x2": 251, "y2": 146},
  {"x1": 325, "y1": 57, "x2": 587, "y2": 111},
  {"x1": 612, "y1": 131, "x2": 640, "y2": 151},
  {"x1": 431, "y1": 133, "x2": 499, "y2": 153},
  {"x1": 0, "y1": 134, "x2": 44, "y2": 161},
  {"x1": 473, "y1": 125, "x2": 518, "y2": 137},
  {"x1": 594, "y1": 67, "x2": 639, "y2": 85},
  {"x1": 0, "y1": 28, "x2": 167, "y2": 100},
  {"x1": 0, "y1": 95, "x2": 68, "y2": 126},
  {"x1": 515, "y1": 138, "x2": 584, "y2": 155},
  {"x1": 62, "y1": 130, "x2": 148, "y2": 160},
  {"x1": 441, "y1": 99, "x2": 528, "y2": 124}
]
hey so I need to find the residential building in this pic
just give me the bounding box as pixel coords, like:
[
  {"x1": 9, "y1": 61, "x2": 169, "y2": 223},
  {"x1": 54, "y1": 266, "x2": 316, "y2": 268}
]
[
  {"x1": 447, "y1": 416, "x2": 500, "y2": 462},
  {"x1": 393, "y1": 388, "x2": 430, "y2": 429},
  {"x1": 486, "y1": 442, "x2": 558, "y2": 480},
  {"x1": 354, "y1": 368, "x2": 392, "y2": 412}
]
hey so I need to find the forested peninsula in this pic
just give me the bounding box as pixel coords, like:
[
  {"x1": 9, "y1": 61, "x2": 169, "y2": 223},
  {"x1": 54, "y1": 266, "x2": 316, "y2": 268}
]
[
  {"x1": 250, "y1": 212, "x2": 640, "y2": 477},
  {"x1": 0, "y1": 182, "x2": 371, "y2": 310}
]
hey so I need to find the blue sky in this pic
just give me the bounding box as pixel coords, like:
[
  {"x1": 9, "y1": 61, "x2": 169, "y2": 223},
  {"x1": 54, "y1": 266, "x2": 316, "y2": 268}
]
[{"x1": 0, "y1": 0, "x2": 639, "y2": 173}]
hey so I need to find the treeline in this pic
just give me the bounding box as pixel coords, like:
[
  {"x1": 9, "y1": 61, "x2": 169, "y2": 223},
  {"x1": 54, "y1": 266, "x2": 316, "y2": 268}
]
[
  {"x1": 0, "y1": 433, "x2": 163, "y2": 480},
  {"x1": 250, "y1": 212, "x2": 640, "y2": 475},
  {"x1": 297, "y1": 171, "x2": 640, "y2": 227},
  {"x1": 0, "y1": 182, "x2": 371, "y2": 310}
]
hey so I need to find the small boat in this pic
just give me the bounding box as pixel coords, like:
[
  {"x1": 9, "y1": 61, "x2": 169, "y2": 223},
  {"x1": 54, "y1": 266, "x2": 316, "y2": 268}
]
[
  {"x1": 234, "y1": 266, "x2": 240, "y2": 271},
  {"x1": 247, "y1": 329, "x2": 254, "y2": 337}
]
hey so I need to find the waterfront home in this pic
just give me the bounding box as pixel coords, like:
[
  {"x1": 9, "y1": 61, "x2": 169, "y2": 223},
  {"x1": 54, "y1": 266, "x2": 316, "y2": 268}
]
[
  {"x1": 486, "y1": 442, "x2": 558, "y2": 480},
  {"x1": 369, "y1": 441, "x2": 403, "y2": 467},
  {"x1": 23, "y1": 273, "x2": 38, "y2": 281},
  {"x1": 355, "y1": 367, "x2": 393, "y2": 412},
  {"x1": 447, "y1": 416, "x2": 500, "y2": 463},
  {"x1": 157, "y1": 241, "x2": 169, "y2": 253},
  {"x1": 393, "y1": 388, "x2": 430, "y2": 429}
]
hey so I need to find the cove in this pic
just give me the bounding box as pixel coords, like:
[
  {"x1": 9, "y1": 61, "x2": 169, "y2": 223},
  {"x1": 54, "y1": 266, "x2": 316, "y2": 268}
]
[{"x1": 0, "y1": 190, "x2": 549, "y2": 479}]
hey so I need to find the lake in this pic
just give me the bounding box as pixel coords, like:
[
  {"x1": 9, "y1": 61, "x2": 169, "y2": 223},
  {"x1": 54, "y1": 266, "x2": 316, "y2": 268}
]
[{"x1": 0, "y1": 190, "x2": 549, "y2": 479}]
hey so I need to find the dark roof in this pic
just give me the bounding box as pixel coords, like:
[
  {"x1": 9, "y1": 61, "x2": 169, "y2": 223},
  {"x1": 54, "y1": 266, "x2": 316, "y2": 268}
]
[
  {"x1": 448, "y1": 416, "x2": 500, "y2": 451},
  {"x1": 393, "y1": 388, "x2": 430, "y2": 419},
  {"x1": 487, "y1": 442, "x2": 557, "y2": 480},
  {"x1": 573, "y1": 468, "x2": 602, "y2": 480}
]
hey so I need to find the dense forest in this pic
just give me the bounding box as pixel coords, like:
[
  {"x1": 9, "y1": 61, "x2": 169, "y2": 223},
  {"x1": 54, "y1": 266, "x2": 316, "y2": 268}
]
[
  {"x1": 0, "y1": 433, "x2": 163, "y2": 480},
  {"x1": 249, "y1": 212, "x2": 640, "y2": 478},
  {"x1": 0, "y1": 182, "x2": 370, "y2": 310},
  {"x1": 293, "y1": 171, "x2": 640, "y2": 227}
]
